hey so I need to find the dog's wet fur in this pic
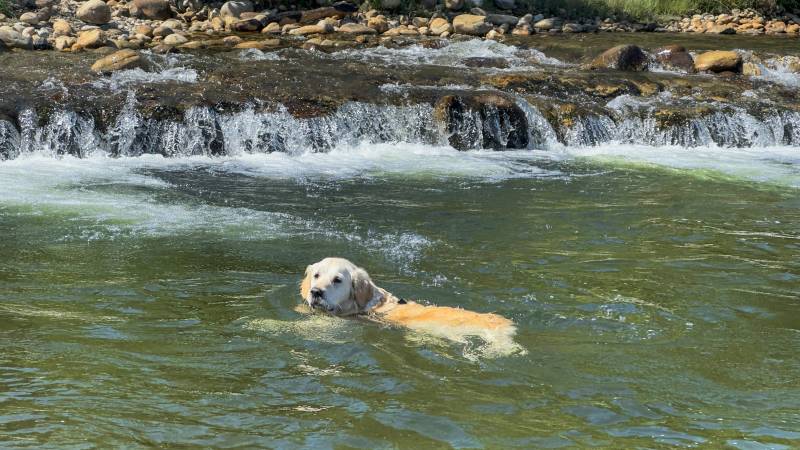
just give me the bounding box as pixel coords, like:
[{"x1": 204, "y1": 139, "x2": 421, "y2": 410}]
[{"x1": 299, "y1": 257, "x2": 522, "y2": 355}]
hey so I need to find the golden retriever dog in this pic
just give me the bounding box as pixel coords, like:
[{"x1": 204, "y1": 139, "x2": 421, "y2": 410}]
[{"x1": 299, "y1": 257, "x2": 522, "y2": 356}]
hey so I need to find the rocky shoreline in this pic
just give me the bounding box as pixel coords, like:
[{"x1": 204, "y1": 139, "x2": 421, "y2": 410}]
[{"x1": 2, "y1": 0, "x2": 800, "y2": 57}]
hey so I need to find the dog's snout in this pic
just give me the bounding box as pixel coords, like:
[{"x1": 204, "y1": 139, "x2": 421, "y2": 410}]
[{"x1": 310, "y1": 288, "x2": 324, "y2": 298}]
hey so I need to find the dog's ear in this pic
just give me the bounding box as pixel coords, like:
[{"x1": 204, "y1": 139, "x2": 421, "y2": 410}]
[
  {"x1": 299, "y1": 264, "x2": 313, "y2": 299},
  {"x1": 350, "y1": 267, "x2": 376, "y2": 309}
]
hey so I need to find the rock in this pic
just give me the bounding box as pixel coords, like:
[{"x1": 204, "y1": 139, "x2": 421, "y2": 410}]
[
  {"x1": 234, "y1": 39, "x2": 279, "y2": 48},
  {"x1": 445, "y1": 0, "x2": 464, "y2": 11},
  {"x1": 0, "y1": 26, "x2": 33, "y2": 49},
  {"x1": 485, "y1": 29, "x2": 501, "y2": 39},
  {"x1": 76, "y1": 29, "x2": 107, "y2": 49},
  {"x1": 133, "y1": 0, "x2": 172, "y2": 20},
  {"x1": 222, "y1": 35, "x2": 242, "y2": 46},
  {"x1": 434, "y1": 94, "x2": 528, "y2": 150},
  {"x1": 261, "y1": 22, "x2": 281, "y2": 34},
  {"x1": 133, "y1": 24, "x2": 153, "y2": 37},
  {"x1": 653, "y1": 45, "x2": 695, "y2": 72},
  {"x1": 54, "y1": 35, "x2": 76, "y2": 50},
  {"x1": 694, "y1": 50, "x2": 742, "y2": 73},
  {"x1": 533, "y1": 18, "x2": 558, "y2": 30},
  {"x1": 162, "y1": 33, "x2": 188, "y2": 45},
  {"x1": 77, "y1": 0, "x2": 112, "y2": 25},
  {"x1": 220, "y1": 0, "x2": 253, "y2": 19},
  {"x1": 230, "y1": 18, "x2": 262, "y2": 32},
  {"x1": 152, "y1": 25, "x2": 173, "y2": 37},
  {"x1": 300, "y1": 4, "x2": 356, "y2": 24},
  {"x1": 494, "y1": 0, "x2": 515, "y2": 9},
  {"x1": 562, "y1": 23, "x2": 583, "y2": 33},
  {"x1": 463, "y1": 57, "x2": 509, "y2": 68},
  {"x1": 742, "y1": 61, "x2": 761, "y2": 76},
  {"x1": 288, "y1": 24, "x2": 330, "y2": 35},
  {"x1": 337, "y1": 23, "x2": 377, "y2": 34},
  {"x1": 20, "y1": 12, "x2": 40, "y2": 25},
  {"x1": 53, "y1": 19, "x2": 73, "y2": 37},
  {"x1": 428, "y1": 17, "x2": 451, "y2": 34},
  {"x1": 708, "y1": 24, "x2": 735, "y2": 34},
  {"x1": 453, "y1": 14, "x2": 492, "y2": 35},
  {"x1": 91, "y1": 49, "x2": 148, "y2": 73},
  {"x1": 485, "y1": 14, "x2": 518, "y2": 26},
  {"x1": 367, "y1": 16, "x2": 389, "y2": 33},
  {"x1": 589, "y1": 44, "x2": 648, "y2": 71}
]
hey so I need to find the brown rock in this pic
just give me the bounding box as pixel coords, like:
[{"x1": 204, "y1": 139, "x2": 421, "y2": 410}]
[
  {"x1": 694, "y1": 50, "x2": 742, "y2": 73},
  {"x1": 230, "y1": 18, "x2": 263, "y2": 32},
  {"x1": 91, "y1": 49, "x2": 148, "y2": 73},
  {"x1": 452, "y1": 14, "x2": 492, "y2": 35},
  {"x1": 133, "y1": 0, "x2": 171, "y2": 20},
  {"x1": 77, "y1": 0, "x2": 111, "y2": 25},
  {"x1": 234, "y1": 39, "x2": 280, "y2": 49},
  {"x1": 653, "y1": 45, "x2": 695, "y2": 73},
  {"x1": 367, "y1": 16, "x2": 388, "y2": 33},
  {"x1": 288, "y1": 24, "x2": 330, "y2": 35},
  {"x1": 53, "y1": 19, "x2": 73, "y2": 37},
  {"x1": 589, "y1": 44, "x2": 648, "y2": 71},
  {"x1": 429, "y1": 17, "x2": 451, "y2": 34},
  {"x1": 76, "y1": 29, "x2": 107, "y2": 49},
  {"x1": 261, "y1": 22, "x2": 281, "y2": 34},
  {"x1": 337, "y1": 23, "x2": 377, "y2": 34}
]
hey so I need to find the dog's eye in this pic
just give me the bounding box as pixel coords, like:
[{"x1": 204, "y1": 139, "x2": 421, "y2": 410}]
[
  {"x1": 332, "y1": 276, "x2": 342, "y2": 284},
  {"x1": 313, "y1": 273, "x2": 319, "y2": 279}
]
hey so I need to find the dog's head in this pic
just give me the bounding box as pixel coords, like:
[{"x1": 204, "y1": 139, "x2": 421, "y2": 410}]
[{"x1": 300, "y1": 258, "x2": 380, "y2": 316}]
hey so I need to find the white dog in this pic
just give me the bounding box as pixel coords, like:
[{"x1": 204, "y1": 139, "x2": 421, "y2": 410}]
[{"x1": 299, "y1": 258, "x2": 519, "y2": 349}]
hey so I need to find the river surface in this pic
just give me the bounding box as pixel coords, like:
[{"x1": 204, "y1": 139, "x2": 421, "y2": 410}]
[{"x1": 1, "y1": 34, "x2": 800, "y2": 449}]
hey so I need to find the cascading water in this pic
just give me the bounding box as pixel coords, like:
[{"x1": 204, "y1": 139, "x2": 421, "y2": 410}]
[{"x1": 3, "y1": 95, "x2": 800, "y2": 160}]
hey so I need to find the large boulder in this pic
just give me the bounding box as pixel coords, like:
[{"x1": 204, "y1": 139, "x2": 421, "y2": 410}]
[
  {"x1": 434, "y1": 94, "x2": 529, "y2": 151},
  {"x1": 589, "y1": 44, "x2": 648, "y2": 71},
  {"x1": 694, "y1": 50, "x2": 742, "y2": 73},
  {"x1": 133, "y1": 0, "x2": 172, "y2": 20},
  {"x1": 91, "y1": 49, "x2": 149, "y2": 73},
  {"x1": 453, "y1": 14, "x2": 492, "y2": 35},
  {"x1": 653, "y1": 45, "x2": 695, "y2": 72},
  {"x1": 220, "y1": 0, "x2": 253, "y2": 19},
  {"x1": 77, "y1": 0, "x2": 112, "y2": 25},
  {"x1": 0, "y1": 26, "x2": 33, "y2": 49}
]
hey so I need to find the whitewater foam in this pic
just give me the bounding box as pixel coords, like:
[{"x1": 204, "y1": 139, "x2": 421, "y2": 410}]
[{"x1": 331, "y1": 39, "x2": 563, "y2": 69}]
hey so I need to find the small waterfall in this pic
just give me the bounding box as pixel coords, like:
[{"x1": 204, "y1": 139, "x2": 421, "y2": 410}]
[
  {"x1": 560, "y1": 102, "x2": 800, "y2": 148},
  {"x1": 1, "y1": 93, "x2": 799, "y2": 161}
]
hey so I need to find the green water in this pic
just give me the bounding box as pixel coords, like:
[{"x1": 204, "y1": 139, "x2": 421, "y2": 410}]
[{"x1": 1, "y1": 152, "x2": 799, "y2": 448}]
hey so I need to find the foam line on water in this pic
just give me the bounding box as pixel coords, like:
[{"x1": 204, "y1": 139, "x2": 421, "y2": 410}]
[
  {"x1": 549, "y1": 144, "x2": 800, "y2": 188},
  {"x1": 330, "y1": 39, "x2": 563, "y2": 68}
]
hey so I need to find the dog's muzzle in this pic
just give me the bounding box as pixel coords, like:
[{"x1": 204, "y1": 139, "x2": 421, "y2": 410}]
[{"x1": 309, "y1": 288, "x2": 329, "y2": 311}]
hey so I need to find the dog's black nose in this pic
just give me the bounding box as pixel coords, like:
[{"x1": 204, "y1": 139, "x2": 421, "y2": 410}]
[{"x1": 310, "y1": 288, "x2": 323, "y2": 298}]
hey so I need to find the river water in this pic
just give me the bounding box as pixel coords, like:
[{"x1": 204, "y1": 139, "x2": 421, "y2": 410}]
[{"x1": 1, "y1": 37, "x2": 799, "y2": 448}]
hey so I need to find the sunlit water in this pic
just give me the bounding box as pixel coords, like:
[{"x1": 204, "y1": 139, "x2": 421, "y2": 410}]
[{"x1": 1, "y1": 142, "x2": 799, "y2": 448}]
